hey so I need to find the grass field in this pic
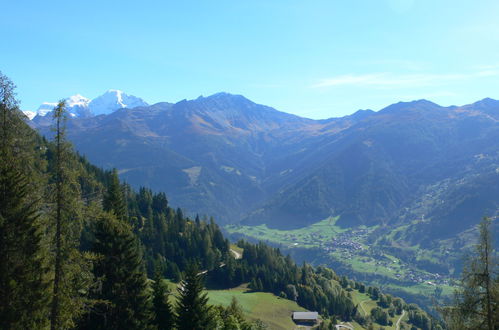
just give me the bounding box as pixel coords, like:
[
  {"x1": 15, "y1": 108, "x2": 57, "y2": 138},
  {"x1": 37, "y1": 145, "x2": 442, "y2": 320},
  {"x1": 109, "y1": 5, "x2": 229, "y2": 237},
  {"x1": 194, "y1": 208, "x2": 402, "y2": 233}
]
[
  {"x1": 163, "y1": 280, "x2": 308, "y2": 330},
  {"x1": 351, "y1": 291, "x2": 373, "y2": 316},
  {"x1": 226, "y1": 216, "x2": 345, "y2": 248},
  {"x1": 384, "y1": 282, "x2": 455, "y2": 297},
  {"x1": 207, "y1": 284, "x2": 308, "y2": 330},
  {"x1": 164, "y1": 277, "x2": 419, "y2": 329}
]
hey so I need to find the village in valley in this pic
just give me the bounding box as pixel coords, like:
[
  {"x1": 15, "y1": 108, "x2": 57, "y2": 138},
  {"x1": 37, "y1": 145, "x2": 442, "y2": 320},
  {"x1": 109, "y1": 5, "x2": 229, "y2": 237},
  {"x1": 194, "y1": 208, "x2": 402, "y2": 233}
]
[
  {"x1": 285, "y1": 226, "x2": 450, "y2": 287},
  {"x1": 227, "y1": 217, "x2": 454, "y2": 298}
]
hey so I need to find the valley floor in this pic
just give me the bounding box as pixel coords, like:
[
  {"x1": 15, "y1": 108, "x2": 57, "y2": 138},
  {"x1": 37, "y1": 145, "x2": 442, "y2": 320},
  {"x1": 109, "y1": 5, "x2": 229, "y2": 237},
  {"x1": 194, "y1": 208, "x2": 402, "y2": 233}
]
[{"x1": 226, "y1": 217, "x2": 457, "y2": 310}]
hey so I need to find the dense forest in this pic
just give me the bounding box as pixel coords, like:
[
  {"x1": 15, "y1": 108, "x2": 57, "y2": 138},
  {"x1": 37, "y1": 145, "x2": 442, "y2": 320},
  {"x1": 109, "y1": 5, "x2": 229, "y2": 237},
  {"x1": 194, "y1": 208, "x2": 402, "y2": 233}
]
[{"x1": 1, "y1": 72, "x2": 497, "y2": 329}]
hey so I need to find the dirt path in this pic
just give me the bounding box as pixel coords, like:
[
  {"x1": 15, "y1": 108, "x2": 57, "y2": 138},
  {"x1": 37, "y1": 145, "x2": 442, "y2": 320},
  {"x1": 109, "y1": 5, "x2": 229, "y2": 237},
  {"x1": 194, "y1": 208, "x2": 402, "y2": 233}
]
[
  {"x1": 358, "y1": 299, "x2": 369, "y2": 316},
  {"x1": 395, "y1": 310, "x2": 406, "y2": 330}
]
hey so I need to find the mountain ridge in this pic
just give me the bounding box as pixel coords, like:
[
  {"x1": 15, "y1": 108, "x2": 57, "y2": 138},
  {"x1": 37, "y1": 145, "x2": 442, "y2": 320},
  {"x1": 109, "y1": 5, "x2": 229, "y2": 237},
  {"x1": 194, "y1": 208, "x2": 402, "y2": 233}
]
[
  {"x1": 25, "y1": 89, "x2": 149, "y2": 119},
  {"x1": 30, "y1": 93, "x2": 499, "y2": 244}
]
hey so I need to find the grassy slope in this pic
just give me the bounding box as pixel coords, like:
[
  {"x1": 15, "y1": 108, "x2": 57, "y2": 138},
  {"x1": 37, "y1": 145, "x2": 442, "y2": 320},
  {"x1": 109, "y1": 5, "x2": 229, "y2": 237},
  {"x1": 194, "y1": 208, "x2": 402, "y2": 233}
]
[
  {"x1": 209, "y1": 286, "x2": 415, "y2": 330},
  {"x1": 165, "y1": 277, "x2": 413, "y2": 329},
  {"x1": 350, "y1": 289, "x2": 412, "y2": 330},
  {"x1": 164, "y1": 280, "x2": 308, "y2": 330},
  {"x1": 207, "y1": 284, "x2": 308, "y2": 330}
]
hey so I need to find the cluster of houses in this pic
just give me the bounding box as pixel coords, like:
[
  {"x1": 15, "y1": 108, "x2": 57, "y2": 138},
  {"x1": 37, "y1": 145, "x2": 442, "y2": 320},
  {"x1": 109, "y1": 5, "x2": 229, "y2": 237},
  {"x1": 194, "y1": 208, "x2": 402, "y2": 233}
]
[
  {"x1": 284, "y1": 228, "x2": 369, "y2": 252},
  {"x1": 398, "y1": 269, "x2": 449, "y2": 286},
  {"x1": 319, "y1": 229, "x2": 368, "y2": 258},
  {"x1": 282, "y1": 226, "x2": 452, "y2": 287}
]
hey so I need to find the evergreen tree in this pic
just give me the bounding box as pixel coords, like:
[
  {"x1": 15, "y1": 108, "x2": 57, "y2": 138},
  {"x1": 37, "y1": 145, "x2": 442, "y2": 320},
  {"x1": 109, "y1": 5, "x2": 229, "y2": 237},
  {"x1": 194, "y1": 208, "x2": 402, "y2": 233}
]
[
  {"x1": 0, "y1": 71, "x2": 50, "y2": 329},
  {"x1": 49, "y1": 100, "x2": 93, "y2": 329},
  {"x1": 441, "y1": 217, "x2": 498, "y2": 329},
  {"x1": 103, "y1": 168, "x2": 127, "y2": 221},
  {"x1": 175, "y1": 263, "x2": 211, "y2": 329},
  {"x1": 82, "y1": 212, "x2": 154, "y2": 329},
  {"x1": 225, "y1": 296, "x2": 246, "y2": 326},
  {"x1": 153, "y1": 273, "x2": 175, "y2": 330}
]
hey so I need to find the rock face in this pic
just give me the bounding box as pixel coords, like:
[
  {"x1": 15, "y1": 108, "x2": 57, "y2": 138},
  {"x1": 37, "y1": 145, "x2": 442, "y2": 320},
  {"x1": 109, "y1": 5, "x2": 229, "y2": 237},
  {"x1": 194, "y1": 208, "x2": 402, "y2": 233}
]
[{"x1": 32, "y1": 93, "x2": 499, "y2": 245}]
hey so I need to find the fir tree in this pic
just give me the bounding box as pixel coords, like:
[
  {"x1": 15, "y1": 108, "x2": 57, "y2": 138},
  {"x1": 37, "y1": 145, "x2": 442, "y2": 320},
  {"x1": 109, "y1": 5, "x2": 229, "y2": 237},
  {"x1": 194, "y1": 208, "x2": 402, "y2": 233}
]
[
  {"x1": 153, "y1": 273, "x2": 175, "y2": 330},
  {"x1": 103, "y1": 168, "x2": 127, "y2": 221},
  {"x1": 82, "y1": 212, "x2": 154, "y2": 329},
  {"x1": 175, "y1": 263, "x2": 211, "y2": 329},
  {"x1": 225, "y1": 296, "x2": 246, "y2": 326},
  {"x1": 0, "y1": 71, "x2": 50, "y2": 329}
]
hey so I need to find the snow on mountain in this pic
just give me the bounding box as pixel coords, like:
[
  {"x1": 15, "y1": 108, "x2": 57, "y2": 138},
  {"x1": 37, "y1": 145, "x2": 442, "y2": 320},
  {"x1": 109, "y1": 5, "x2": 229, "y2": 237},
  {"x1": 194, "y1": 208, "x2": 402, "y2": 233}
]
[
  {"x1": 31, "y1": 90, "x2": 148, "y2": 119},
  {"x1": 66, "y1": 94, "x2": 90, "y2": 108},
  {"x1": 22, "y1": 111, "x2": 37, "y2": 120},
  {"x1": 65, "y1": 94, "x2": 92, "y2": 117},
  {"x1": 88, "y1": 90, "x2": 148, "y2": 116},
  {"x1": 36, "y1": 102, "x2": 58, "y2": 117}
]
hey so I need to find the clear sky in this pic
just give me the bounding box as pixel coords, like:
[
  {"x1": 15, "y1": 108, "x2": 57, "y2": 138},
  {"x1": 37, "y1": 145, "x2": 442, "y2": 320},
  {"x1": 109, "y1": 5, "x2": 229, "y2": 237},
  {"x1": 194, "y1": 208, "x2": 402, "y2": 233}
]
[{"x1": 2, "y1": 0, "x2": 499, "y2": 119}]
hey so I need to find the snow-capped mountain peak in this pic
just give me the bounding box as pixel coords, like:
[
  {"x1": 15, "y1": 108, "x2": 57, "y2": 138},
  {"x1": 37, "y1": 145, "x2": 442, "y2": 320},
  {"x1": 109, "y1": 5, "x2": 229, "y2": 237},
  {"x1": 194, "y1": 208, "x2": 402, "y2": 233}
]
[
  {"x1": 66, "y1": 94, "x2": 90, "y2": 108},
  {"x1": 22, "y1": 111, "x2": 37, "y2": 120},
  {"x1": 30, "y1": 90, "x2": 149, "y2": 119},
  {"x1": 89, "y1": 90, "x2": 148, "y2": 116},
  {"x1": 36, "y1": 102, "x2": 58, "y2": 117}
]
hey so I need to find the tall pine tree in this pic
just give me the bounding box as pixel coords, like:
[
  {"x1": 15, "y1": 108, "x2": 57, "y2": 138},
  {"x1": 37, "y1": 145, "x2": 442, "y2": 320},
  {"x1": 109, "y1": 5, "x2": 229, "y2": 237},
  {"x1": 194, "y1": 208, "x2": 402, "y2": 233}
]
[
  {"x1": 49, "y1": 100, "x2": 93, "y2": 329},
  {"x1": 0, "y1": 71, "x2": 50, "y2": 329},
  {"x1": 175, "y1": 263, "x2": 211, "y2": 329}
]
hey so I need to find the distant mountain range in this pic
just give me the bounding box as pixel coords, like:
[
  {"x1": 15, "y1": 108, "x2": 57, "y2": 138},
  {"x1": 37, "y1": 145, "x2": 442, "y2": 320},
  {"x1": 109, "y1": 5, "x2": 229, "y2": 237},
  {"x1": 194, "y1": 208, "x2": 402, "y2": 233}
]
[
  {"x1": 29, "y1": 92, "x2": 499, "y2": 247},
  {"x1": 23, "y1": 90, "x2": 148, "y2": 119}
]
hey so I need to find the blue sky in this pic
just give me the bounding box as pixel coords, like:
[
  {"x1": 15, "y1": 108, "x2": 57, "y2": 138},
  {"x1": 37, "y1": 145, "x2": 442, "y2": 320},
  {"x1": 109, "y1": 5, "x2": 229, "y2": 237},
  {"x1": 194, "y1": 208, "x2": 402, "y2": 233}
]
[{"x1": 2, "y1": 0, "x2": 499, "y2": 119}]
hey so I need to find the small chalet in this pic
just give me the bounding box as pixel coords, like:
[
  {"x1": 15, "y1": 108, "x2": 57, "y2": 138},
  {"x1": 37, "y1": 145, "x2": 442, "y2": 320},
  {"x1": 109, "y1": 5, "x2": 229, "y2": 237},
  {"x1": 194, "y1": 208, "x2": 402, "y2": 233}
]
[{"x1": 292, "y1": 311, "x2": 319, "y2": 325}]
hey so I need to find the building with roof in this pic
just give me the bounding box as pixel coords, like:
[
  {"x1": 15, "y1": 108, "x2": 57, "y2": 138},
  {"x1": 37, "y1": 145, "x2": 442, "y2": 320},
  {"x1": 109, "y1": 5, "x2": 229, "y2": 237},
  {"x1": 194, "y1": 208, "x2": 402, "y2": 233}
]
[{"x1": 292, "y1": 311, "x2": 319, "y2": 325}]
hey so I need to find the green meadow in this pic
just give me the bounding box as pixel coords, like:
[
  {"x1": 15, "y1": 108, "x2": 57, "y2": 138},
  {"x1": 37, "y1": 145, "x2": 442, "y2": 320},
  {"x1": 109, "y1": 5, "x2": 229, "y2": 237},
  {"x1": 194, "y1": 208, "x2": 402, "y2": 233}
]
[
  {"x1": 207, "y1": 284, "x2": 308, "y2": 330},
  {"x1": 163, "y1": 280, "x2": 308, "y2": 330}
]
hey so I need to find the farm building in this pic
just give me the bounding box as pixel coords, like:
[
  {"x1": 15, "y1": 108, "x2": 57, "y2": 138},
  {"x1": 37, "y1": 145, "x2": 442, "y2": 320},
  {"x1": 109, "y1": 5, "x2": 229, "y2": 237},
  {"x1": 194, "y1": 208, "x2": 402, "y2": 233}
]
[{"x1": 292, "y1": 311, "x2": 319, "y2": 324}]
